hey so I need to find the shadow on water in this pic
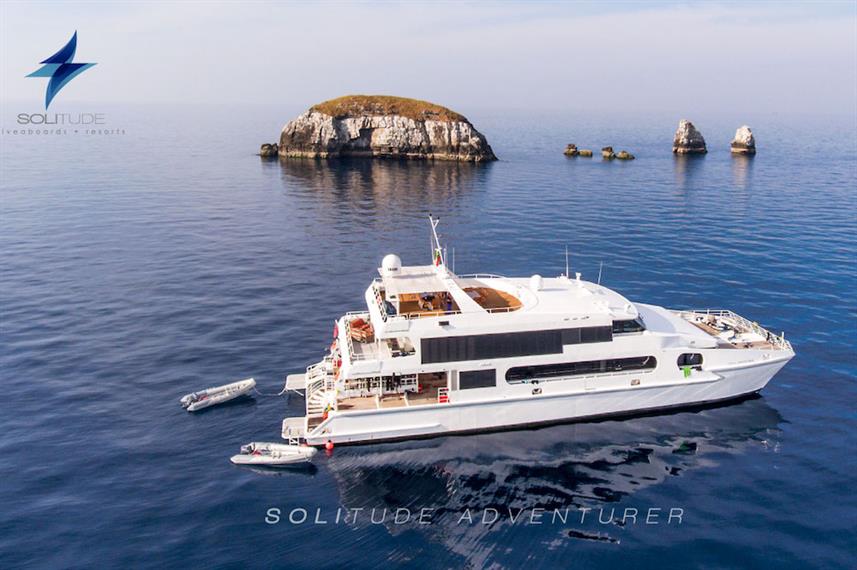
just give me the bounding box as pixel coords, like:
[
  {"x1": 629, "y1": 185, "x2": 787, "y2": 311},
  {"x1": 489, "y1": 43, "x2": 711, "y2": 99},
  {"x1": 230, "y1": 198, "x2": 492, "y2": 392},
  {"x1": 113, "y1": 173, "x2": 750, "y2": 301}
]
[
  {"x1": 673, "y1": 154, "x2": 706, "y2": 191},
  {"x1": 234, "y1": 463, "x2": 319, "y2": 477},
  {"x1": 320, "y1": 397, "x2": 782, "y2": 559},
  {"x1": 731, "y1": 154, "x2": 755, "y2": 190}
]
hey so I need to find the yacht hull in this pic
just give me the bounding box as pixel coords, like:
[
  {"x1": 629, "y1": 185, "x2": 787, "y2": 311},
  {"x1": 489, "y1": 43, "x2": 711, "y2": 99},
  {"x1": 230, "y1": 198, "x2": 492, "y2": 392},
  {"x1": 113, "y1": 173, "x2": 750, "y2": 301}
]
[{"x1": 302, "y1": 357, "x2": 790, "y2": 446}]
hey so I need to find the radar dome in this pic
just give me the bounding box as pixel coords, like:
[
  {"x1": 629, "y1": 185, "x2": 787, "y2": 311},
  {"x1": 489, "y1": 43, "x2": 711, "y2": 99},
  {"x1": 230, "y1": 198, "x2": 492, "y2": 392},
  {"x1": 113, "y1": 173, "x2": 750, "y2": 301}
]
[
  {"x1": 529, "y1": 274, "x2": 544, "y2": 291},
  {"x1": 381, "y1": 254, "x2": 402, "y2": 276}
]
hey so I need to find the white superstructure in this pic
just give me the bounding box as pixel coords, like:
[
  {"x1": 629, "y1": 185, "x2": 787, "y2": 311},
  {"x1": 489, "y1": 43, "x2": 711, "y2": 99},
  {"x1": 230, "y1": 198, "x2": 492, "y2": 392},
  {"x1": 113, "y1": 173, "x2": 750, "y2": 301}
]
[{"x1": 283, "y1": 218, "x2": 794, "y2": 446}]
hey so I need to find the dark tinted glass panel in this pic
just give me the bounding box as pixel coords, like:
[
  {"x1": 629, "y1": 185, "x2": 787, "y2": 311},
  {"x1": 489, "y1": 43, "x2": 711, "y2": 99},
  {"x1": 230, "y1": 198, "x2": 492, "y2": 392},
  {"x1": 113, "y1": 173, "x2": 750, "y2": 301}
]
[
  {"x1": 459, "y1": 369, "x2": 496, "y2": 389},
  {"x1": 421, "y1": 326, "x2": 613, "y2": 364},
  {"x1": 561, "y1": 328, "x2": 581, "y2": 344},
  {"x1": 580, "y1": 326, "x2": 613, "y2": 344},
  {"x1": 422, "y1": 330, "x2": 563, "y2": 364},
  {"x1": 506, "y1": 356, "x2": 657, "y2": 383},
  {"x1": 677, "y1": 353, "x2": 703, "y2": 366},
  {"x1": 612, "y1": 318, "x2": 646, "y2": 334}
]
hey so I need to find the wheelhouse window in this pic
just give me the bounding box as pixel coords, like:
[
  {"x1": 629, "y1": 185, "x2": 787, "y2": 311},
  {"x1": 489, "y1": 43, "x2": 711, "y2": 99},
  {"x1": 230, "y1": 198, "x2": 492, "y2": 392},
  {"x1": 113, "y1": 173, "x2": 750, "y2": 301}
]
[
  {"x1": 506, "y1": 356, "x2": 657, "y2": 383},
  {"x1": 677, "y1": 353, "x2": 703, "y2": 367},
  {"x1": 459, "y1": 369, "x2": 496, "y2": 390},
  {"x1": 420, "y1": 326, "x2": 613, "y2": 364},
  {"x1": 612, "y1": 318, "x2": 646, "y2": 334}
]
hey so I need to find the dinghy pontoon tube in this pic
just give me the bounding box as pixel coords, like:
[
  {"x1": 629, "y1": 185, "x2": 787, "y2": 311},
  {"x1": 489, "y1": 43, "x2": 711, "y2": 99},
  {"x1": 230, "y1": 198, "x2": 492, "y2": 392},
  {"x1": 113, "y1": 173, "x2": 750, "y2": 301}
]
[
  {"x1": 180, "y1": 378, "x2": 256, "y2": 412},
  {"x1": 230, "y1": 442, "x2": 318, "y2": 466}
]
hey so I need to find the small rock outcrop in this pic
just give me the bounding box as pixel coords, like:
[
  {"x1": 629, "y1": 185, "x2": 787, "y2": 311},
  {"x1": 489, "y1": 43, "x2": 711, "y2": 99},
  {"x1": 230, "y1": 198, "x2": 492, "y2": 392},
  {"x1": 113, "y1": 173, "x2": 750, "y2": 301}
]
[
  {"x1": 564, "y1": 143, "x2": 578, "y2": 156},
  {"x1": 601, "y1": 146, "x2": 615, "y2": 159},
  {"x1": 259, "y1": 143, "x2": 278, "y2": 157},
  {"x1": 731, "y1": 125, "x2": 756, "y2": 155},
  {"x1": 578, "y1": 149, "x2": 593, "y2": 157},
  {"x1": 672, "y1": 120, "x2": 707, "y2": 154},
  {"x1": 277, "y1": 95, "x2": 497, "y2": 162},
  {"x1": 616, "y1": 150, "x2": 635, "y2": 160}
]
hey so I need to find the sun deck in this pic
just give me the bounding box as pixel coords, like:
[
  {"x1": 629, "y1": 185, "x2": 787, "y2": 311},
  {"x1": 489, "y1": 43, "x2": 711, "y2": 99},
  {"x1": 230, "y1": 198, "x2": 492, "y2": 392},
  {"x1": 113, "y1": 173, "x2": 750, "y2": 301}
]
[
  {"x1": 463, "y1": 286, "x2": 522, "y2": 312},
  {"x1": 676, "y1": 310, "x2": 790, "y2": 350},
  {"x1": 397, "y1": 291, "x2": 460, "y2": 317}
]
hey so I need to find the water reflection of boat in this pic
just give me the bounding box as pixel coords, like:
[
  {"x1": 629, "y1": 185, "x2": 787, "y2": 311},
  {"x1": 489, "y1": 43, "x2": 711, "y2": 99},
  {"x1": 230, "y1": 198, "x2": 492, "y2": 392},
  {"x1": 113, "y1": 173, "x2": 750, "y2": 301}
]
[{"x1": 323, "y1": 397, "x2": 782, "y2": 563}]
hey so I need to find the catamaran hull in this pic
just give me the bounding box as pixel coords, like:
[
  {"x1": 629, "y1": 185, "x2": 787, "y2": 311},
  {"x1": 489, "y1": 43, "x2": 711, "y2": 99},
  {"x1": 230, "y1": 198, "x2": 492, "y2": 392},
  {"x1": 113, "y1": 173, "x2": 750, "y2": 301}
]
[{"x1": 301, "y1": 358, "x2": 789, "y2": 446}]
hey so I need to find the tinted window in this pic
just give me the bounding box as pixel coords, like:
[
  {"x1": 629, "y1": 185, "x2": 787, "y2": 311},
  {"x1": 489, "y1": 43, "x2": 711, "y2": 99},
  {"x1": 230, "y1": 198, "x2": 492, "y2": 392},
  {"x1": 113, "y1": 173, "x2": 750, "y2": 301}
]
[
  {"x1": 506, "y1": 356, "x2": 657, "y2": 383},
  {"x1": 459, "y1": 369, "x2": 496, "y2": 389},
  {"x1": 421, "y1": 326, "x2": 613, "y2": 364},
  {"x1": 677, "y1": 353, "x2": 703, "y2": 367},
  {"x1": 422, "y1": 330, "x2": 561, "y2": 364},
  {"x1": 612, "y1": 318, "x2": 646, "y2": 334},
  {"x1": 581, "y1": 326, "x2": 613, "y2": 343}
]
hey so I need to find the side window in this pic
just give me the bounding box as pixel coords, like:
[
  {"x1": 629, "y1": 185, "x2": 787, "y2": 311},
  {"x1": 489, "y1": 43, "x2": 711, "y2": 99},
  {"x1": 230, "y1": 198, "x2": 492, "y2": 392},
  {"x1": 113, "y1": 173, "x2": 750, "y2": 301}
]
[
  {"x1": 612, "y1": 318, "x2": 646, "y2": 334},
  {"x1": 459, "y1": 369, "x2": 496, "y2": 389},
  {"x1": 677, "y1": 353, "x2": 703, "y2": 367},
  {"x1": 580, "y1": 326, "x2": 613, "y2": 344}
]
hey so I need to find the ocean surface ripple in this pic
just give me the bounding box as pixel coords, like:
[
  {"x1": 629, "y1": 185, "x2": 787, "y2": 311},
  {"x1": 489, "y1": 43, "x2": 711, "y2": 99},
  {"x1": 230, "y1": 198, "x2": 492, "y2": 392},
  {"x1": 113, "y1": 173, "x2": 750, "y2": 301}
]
[{"x1": 1, "y1": 107, "x2": 855, "y2": 568}]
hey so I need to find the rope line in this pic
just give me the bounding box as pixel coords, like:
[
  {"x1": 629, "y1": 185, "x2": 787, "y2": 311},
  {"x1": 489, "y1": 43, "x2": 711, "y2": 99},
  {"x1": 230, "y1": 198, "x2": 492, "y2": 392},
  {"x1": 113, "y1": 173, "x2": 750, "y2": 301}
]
[{"x1": 253, "y1": 378, "x2": 290, "y2": 397}]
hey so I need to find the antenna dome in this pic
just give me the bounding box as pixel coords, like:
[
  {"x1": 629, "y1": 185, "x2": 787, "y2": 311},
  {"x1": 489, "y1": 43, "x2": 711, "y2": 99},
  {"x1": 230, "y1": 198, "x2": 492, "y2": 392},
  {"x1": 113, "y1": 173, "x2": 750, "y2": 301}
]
[{"x1": 381, "y1": 254, "x2": 402, "y2": 276}]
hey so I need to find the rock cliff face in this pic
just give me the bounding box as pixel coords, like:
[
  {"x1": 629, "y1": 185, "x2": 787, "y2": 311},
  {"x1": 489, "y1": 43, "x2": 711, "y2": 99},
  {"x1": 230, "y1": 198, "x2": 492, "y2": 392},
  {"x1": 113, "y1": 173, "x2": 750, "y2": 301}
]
[
  {"x1": 731, "y1": 125, "x2": 756, "y2": 155},
  {"x1": 672, "y1": 120, "x2": 707, "y2": 154},
  {"x1": 278, "y1": 95, "x2": 497, "y2": 162}
]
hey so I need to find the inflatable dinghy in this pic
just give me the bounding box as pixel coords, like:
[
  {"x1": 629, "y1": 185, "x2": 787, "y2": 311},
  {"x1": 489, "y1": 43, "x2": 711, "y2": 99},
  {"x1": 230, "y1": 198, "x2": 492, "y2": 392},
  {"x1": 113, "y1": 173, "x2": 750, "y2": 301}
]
[
  {"x1": 230, "y1": 442, "x2": 318, "y2": 466},
  {"x1": 180, "y1": 378, "x2": 256, "y2": 412}
]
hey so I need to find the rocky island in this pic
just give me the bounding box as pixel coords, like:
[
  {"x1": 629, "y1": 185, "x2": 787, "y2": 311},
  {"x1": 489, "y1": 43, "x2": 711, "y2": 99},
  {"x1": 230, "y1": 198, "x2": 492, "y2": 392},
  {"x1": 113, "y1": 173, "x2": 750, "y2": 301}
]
[
  {"x1": 269, "y1": 95, "x2": 497, "y2": 162},
  {"x1": 672, "y1": 120, "x2": 707, "y2": 154},
  {"x1": 731, "y1": 125, "x2": 756, "y2": 155}
]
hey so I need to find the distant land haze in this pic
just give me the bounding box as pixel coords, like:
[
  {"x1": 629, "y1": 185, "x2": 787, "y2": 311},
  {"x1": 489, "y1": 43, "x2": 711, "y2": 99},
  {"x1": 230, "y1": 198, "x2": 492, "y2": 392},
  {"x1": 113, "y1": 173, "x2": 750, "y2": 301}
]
[{"x1": 1, "y1": 1, "x2": 855, "y2": 116}]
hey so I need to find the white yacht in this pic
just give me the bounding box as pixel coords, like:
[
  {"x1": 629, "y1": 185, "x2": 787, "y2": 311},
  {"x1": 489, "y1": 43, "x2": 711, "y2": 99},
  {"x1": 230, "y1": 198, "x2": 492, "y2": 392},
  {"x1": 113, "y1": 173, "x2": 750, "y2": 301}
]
[{"x1": 282, "y1": 217, "x2": 794, "y2": 446}]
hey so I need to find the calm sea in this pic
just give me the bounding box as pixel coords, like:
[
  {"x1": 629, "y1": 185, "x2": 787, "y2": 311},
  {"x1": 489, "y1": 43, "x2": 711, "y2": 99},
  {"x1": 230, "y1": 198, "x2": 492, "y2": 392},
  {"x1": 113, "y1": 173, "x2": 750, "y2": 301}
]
[{"x1": 1, "y1": 104, "x2": 855, "y2": 569}]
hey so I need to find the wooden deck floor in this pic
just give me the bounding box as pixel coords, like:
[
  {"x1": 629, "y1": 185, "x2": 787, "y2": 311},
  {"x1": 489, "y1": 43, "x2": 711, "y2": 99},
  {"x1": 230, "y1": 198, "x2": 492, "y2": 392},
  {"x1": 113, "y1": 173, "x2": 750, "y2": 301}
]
[
  {"x1": 464, "y1": 287, "x2": 522, "y2": 311},
  {"x1": 690, "y1": 321, "x2": 778, "y2": 350},
  {"x1": 398, "y1": 291, "x2": 459, "y2": 318}
]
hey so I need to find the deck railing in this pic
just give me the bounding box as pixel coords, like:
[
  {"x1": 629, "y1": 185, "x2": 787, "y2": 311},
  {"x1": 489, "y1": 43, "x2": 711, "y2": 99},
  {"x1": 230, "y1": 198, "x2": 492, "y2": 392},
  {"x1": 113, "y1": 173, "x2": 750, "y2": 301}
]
[
  {"x1": 344, "y1": 318, "x2": 358, "y2": 361},
  {"x1": 370, "y1": 281, "x2": 389, "y2": 322},
  {"x1": 455, "y1": 273, "x2": 507, "y2": 280},
  {"x1": 305, "y1": 358, "x2": 336, "y2": 415},
  {"x1": 344, "y1": 315, "x2": 380, "y2": 362},
  {"x1": 371, "y1": 276, "x2": 520, "y2": 323},
  {"x1": 676, "y1": 309, "x2": 793, "y2": 351}
]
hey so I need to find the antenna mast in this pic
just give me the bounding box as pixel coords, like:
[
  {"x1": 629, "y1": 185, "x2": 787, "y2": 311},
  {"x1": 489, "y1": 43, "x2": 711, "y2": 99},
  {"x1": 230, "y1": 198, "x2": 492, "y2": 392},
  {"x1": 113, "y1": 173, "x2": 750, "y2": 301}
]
[
  {"x1": 597, "y1": 261, "x2": 604, "y2": 285},
  {"x1": 565, "y1": 246, "x2": 570, "y2": 278},
  {"x1": 429, "y1": 214, "x2": 444, "y2": 266}
]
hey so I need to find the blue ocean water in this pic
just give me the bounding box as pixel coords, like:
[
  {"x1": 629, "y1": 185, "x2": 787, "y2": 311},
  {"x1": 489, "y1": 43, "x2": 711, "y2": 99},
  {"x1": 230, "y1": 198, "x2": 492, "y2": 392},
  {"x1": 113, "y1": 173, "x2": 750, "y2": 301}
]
[{"x1": 1, "y1": 105, "x2": 855, "y2": 568}]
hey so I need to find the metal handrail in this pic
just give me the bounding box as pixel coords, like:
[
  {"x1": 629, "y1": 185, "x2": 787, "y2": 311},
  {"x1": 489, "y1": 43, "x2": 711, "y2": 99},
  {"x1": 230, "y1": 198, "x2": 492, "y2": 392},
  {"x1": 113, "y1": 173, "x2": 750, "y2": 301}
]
[
  {"x1": 370, "y1": 282, "x2": 388, "y2": 322},
  {"x1": 393, "y1": 304, "x2": 518, "y2": 320},
  {"x1": 370, "y1": 275, "x2": 519, "y2": 324},
  {"x1": 455, "y1": 273, "x2": 507, "y2": 279},
  {"x1": 344, "y1": 317, "x2": 378, "y2": 362},
  {"x1": 305, "y1": 358, "x2": 335, "y2": 409},
  {"x1": 676, "y1": 309, "x2": 792, "y2": 351}
]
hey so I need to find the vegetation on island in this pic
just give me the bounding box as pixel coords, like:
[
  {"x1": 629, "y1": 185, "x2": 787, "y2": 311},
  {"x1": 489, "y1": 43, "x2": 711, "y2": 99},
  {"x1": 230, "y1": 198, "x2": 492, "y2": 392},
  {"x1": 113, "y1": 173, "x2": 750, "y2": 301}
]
[{"x1": 311, "y1": 95, "x2": 468, "y2": 123}]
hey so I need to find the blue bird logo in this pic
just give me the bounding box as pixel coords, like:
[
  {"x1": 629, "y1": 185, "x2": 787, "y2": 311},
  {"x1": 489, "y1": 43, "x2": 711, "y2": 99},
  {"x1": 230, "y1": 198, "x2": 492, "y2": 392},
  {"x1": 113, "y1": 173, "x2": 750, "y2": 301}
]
[{"x1": 27, "y1": 31, "x2": 96, "y2": 109}]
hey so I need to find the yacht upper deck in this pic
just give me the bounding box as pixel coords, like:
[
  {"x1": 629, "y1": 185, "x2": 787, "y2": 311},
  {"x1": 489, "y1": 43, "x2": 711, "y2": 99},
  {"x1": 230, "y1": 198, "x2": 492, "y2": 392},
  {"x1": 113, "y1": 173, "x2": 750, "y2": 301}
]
[{"x1": 366, "y1": 254, "x2": 639, "y2": 340}]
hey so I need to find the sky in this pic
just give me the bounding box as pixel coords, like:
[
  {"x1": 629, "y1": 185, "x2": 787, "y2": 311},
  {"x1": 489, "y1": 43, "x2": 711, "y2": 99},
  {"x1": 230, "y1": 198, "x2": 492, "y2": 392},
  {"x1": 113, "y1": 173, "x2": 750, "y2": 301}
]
[{"x1": 1, "y1": 1, "x2": 856, "y2": 116}]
